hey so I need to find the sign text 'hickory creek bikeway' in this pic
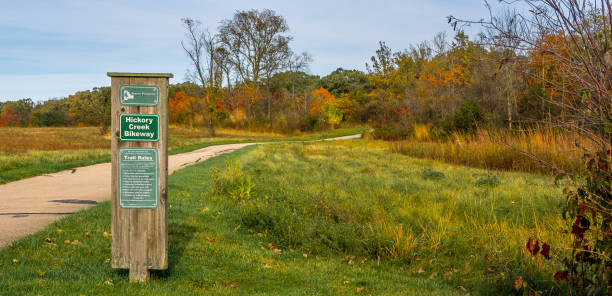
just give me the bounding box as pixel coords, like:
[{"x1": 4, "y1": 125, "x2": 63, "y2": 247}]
[{"x1": 120, "y1": 114, "x2": 159, "y2": 141}]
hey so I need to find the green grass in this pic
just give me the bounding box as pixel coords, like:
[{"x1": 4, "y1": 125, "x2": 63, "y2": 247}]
[
  {"x1": 0, "y1": 127, "x2": 365, "y2": 184},
  {"x1": 0, "y1": 140, "x2": 569, "y2": 295}
]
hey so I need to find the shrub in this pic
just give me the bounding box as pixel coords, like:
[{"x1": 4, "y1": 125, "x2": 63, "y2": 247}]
[
  {"x1": 210, "y1": 157, "x2": 255, "y2": 200},
  {"x1": 422, "y1": 168, "x2": 445, "y2": 180},
  {"x1": 444, "y1": 99, "x2": 484, "y2": 134},
  {"x1": 474, "y1": 175, "x2": 500, "y2": 187}
]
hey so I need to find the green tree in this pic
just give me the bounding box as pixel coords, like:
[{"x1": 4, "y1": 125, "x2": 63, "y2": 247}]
[
  {"x1": 30, "y1": 98, "x2": 71, "y2": 126},
  {"x1": 68, "y1": 87, "x2": 111, "y2": 133},
  {"x1": 320, "y1": 68, "x2": 371, "y2": 97}
]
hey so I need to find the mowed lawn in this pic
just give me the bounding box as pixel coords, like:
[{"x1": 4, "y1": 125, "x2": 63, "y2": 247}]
[
  {"x1": 0, "y1": 126, "x2": 364, "y2": 184},
  {"x1": 0, "y1": 141, "x2": 569, "y2": 295}
]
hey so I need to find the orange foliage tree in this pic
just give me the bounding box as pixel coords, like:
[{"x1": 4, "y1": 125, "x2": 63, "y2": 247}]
[
  {"x1": 0, "y1": 104, "x2": 21, "y2": 127},
  {"x1": 311, "y1": 87, "x2": 343, "y2": 128}
]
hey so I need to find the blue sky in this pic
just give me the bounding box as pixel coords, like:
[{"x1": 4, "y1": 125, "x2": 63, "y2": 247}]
[{"x1": 0, "y1": 0, "x2": 493, "y2": 102}]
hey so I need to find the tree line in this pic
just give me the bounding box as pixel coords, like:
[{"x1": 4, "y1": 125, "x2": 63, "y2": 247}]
[
  {"x1": 0, "y1": 87, "x2": 110, "y2": 132},
  {"x1": 0, "y1": 7, "x2": 608, "y2": 142}
]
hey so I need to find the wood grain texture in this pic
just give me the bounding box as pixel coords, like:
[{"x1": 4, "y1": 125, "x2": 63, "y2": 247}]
[{"x1": 109, "y1": 74, "x2": 169, "y2": 281}]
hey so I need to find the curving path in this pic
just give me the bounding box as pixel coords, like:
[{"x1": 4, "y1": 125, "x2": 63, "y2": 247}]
[{"x1": 0, "y1": 134, "x2": 361, "y2": 247}]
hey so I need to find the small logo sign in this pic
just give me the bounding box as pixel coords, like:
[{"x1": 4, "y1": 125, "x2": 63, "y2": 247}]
[{"x1": 119, "y1": 85, "x2": 159, "y2": 106}]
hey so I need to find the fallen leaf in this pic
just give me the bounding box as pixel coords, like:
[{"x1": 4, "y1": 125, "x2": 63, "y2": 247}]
[
  {"x1": 554, "y1": 270, "x2": 569, "y2": 282},
  {"x1": 417, "y1": 268, "x2": 425, "y2": 274},
  {"x1": 233, "y1": 225, "x2": 241, "y2": 232},
  {"x1": 105, "y1": 258, "x2": 111, "y2": 263},
  {"x1": 103, "y1": 232, "x2": 112, "y2": 238},
  {"x1": 303, "y1": 253, "x2": 308, "y2": 258},
  {"x1": 71, "y1": 240, "x2": 81, "y2": 245},
  {"x1": 348, "y1": 259, "x2": 354, "y2": 265},
  {"x1": 343, "y1": 280, "x2": 350, "y2": 285},
  {"x1": 44, "y1": 242, "x2": 58, "y2": 248},
  {"x1": 103, "y1": 279, "x2": 113, "y2": 286},
  {"x1": 11, "y1": 258, "x2": 19, "y2": 264},
  {"x1": 85, "y1": 232, "x2": 91, "y2": 238},
  {"x1": 541, "y1": 243, "x2": 551, "y2": 259},
  {"x1": 515, "y1": 276, "x2": 523, "y2": 291},
  {"x1": 356, "y1": 287, "x2": 364, "y2": 293},
  {"x1": 206, "y1": 236, "x2": 216, "y2": 242},
  {"x1": 429, "y1": 272, "x2": 438, "y2": 279}
]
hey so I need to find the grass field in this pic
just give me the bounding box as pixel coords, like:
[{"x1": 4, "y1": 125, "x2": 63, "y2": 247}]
[
  {"x1": 0, "y1": 140, "x2": 569, "y2": 295},
  {"x1": 0, "y1": 126, "x2": 365, "y2": 184},
  {"x1": 382, "y1": 127, "x2": 586, "y2": 175}
]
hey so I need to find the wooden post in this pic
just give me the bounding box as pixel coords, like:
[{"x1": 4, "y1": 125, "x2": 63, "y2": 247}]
[{"x1": 108, "y1": 72, "x2": 172, "y2": 282}]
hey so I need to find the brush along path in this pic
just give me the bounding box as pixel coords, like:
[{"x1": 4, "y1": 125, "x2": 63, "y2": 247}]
[{"x1": 0, "y1": 134, "x2": 361, "y2": 247}]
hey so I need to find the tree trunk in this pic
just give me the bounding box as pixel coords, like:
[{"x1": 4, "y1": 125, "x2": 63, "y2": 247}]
[
  {"x1": 267, "y1": 96, "x2": 271, "y2": 125},
  {"x1": 506, "y1": 68, "x2": 513, "y2": 129},
  {"x1": 244, "y1": 88, "x2": 250, "y2": 126},
  {"x1": 208, "y1": 116, "x2": 215, "y2": 137}
]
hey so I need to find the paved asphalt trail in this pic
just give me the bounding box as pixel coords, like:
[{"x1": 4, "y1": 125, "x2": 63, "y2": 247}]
[{"x1": 0, "y1": 134, "x2": 360, "y2": 247}]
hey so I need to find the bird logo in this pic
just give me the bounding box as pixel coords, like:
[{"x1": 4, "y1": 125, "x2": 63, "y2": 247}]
[{"x1": 123, "y1": 89, "x2": 135, "y2": 101}]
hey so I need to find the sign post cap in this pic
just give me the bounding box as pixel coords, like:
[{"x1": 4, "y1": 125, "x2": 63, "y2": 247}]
[{"x1": 107, "y1": 72, "x2": 174, "y2": 78}]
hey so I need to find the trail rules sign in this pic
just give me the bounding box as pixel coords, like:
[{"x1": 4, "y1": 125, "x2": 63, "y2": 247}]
[{"x1": 118, "y1": 148, "x2": 158, "y2": 209}]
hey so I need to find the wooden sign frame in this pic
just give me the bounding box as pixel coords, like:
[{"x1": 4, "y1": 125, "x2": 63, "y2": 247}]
[{"x1": 108, "y1": 72, "x2": 172, "y2": 282}]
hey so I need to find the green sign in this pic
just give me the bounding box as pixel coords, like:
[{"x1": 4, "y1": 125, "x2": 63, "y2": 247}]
[
  {"x1": 119, "y1": 148, "x2": 158, "y2": 209},
  {"x1": 120, "y1": 114, "x2": 159, "y2": 141},
  {"x1": 119, "y1": 85, "x2": 159, "y2": 106}
]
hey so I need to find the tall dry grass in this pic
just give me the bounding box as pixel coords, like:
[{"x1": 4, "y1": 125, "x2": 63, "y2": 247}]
[
  {"x1": 0, "y1": 126, "x2": 295, "y2": 153},
  {"x1": 0, "y1": 127, "x2": 110, "y2": 152},
  {"x1": 387, "y1": 125, "x2": 586, "y2": 175}
]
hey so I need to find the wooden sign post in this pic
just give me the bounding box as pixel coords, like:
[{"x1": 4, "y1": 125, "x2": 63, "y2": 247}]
[{"x1": 108, "y1": 72, "x2": 173, "y2": 282}]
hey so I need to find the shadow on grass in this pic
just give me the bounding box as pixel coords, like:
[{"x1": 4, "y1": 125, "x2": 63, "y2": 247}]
[{"x1": 151, "y1": 221, "x2": 197, "y2": 279}]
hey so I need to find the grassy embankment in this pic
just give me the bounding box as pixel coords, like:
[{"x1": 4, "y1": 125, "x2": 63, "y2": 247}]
[
  {"x1": 0, "y1": 140, "x2": 569, "y2": 295},
  {"x1": 0, "y1": 126, "x2": 365, "y2": 184}
]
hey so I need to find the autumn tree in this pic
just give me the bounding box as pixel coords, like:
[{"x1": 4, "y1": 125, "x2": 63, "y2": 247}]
[
  {"x1": 0, "y1": 99, "x2": 34, "y2": 127},
  {"x1": 218, "y1": 9, "x2": 293, "y2": 124},
  {"x1": 0, "y1": 103, "x2": 20, "y2": 127},
  {"x1": 181, "y1": 18, "x2": 221, "y2": 135}
]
